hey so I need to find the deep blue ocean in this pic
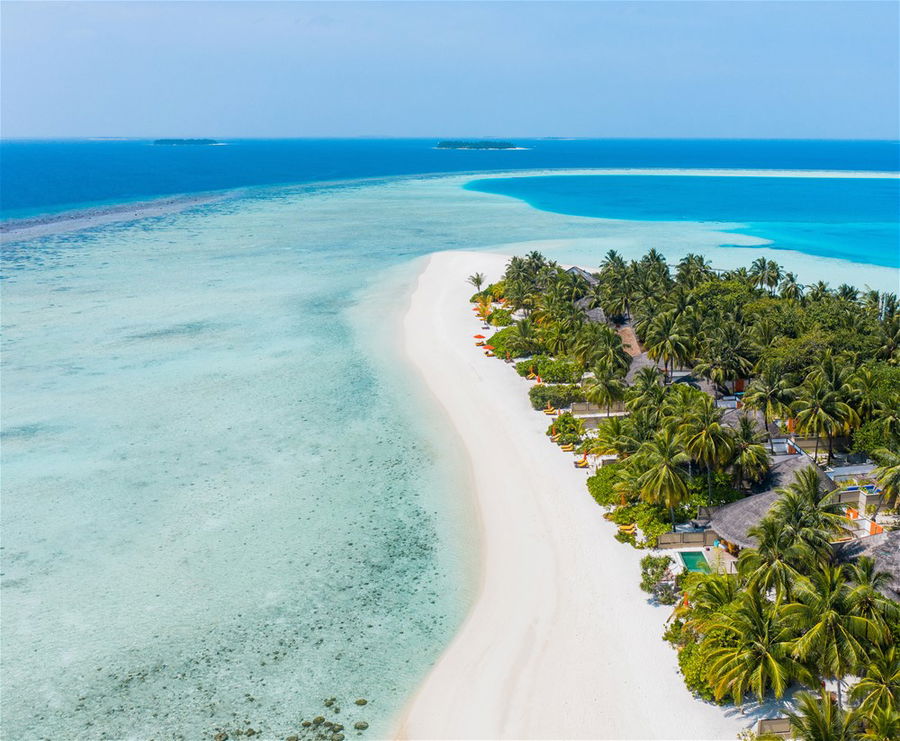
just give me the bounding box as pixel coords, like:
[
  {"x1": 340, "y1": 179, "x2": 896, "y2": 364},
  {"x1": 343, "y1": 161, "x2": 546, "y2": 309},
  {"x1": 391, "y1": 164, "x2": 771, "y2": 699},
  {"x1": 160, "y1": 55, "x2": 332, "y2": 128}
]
[{"x1": 2, "y1": 138, "x2": 898, "y2": 217}]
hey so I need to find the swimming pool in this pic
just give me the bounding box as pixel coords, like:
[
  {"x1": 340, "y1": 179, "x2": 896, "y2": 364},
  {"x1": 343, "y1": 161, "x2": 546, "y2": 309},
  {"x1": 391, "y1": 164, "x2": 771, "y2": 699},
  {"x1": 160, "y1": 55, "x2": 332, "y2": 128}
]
[{"x1": 680, "y1": 551, "x2": 712, "y2": 573}]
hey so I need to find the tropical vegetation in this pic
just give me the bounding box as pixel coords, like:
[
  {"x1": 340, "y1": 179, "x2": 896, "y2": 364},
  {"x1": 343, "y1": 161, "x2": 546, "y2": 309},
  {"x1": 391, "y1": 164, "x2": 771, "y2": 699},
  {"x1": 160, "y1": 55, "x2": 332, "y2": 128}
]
[{"x1": 471, "y1": 250, "x2": 899, "y2": 736}]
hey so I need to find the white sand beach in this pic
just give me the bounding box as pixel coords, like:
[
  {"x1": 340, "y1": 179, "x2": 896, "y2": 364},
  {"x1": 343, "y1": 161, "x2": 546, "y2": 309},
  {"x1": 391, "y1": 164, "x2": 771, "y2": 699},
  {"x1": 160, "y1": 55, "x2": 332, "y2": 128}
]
[{"x1": 397, "y1": 250, "x2": 750, "y2": 740}]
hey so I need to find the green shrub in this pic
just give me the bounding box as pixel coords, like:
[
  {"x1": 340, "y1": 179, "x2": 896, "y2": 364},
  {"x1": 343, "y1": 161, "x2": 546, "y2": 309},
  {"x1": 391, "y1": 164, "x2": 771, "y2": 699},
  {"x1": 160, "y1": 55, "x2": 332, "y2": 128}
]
[
  {"x1": 662, "y1": 618, "x2": 685, "y2": 647},
  {"x1": 586, "y1": 464, "x2": 621, "y2": 507},
  {"x1": 487, "y1": 280, "x2": 507, "y2": 301},
  {"x1": 546, "y1": 412, "x2": 585, "y2": 445},
  {"x1": 677, "y1": 641, "x2": 719, "y2": 703},
  {"x1": 611, "y1": 502, "x2": 673, "y2": 547},
  {"x1": 528, "y1": 384, "x2": 585, "y2": 410},
  {"x1": 487, "y1": 308, "x2": 513, "y2": 327},
  {"x1": 614, "y1": 530, "x2": 636, "y2": 546},
  {"x1": 515, "y1": 355, "x2": 582, "y2": 383},
  {"x1": 639, "y1": 554, "x2": 673, "y2": 594},
  {"x1": 516, "y1": 358, "x2": 539, "y2": 377},
  {"x1": 486, "y1": 327, "x2": 521, "y2": 358}
]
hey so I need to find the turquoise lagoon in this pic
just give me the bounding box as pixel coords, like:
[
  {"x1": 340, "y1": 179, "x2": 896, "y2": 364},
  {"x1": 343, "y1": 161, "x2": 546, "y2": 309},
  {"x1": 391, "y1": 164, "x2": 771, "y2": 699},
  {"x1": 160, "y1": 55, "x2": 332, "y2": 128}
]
[
  {"x1": 466, "y1": 173, "x2": 900, "y2": 269},
  {"x1": 2, "y1": 171, "x2": 899, "y2": 738}
]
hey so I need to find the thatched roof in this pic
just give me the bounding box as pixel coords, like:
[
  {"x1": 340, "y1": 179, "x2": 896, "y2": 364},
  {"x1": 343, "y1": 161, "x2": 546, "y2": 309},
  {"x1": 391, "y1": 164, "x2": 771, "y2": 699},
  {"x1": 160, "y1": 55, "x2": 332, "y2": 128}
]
[
  {"x1": 836, "y1": 531, "x2": 900, "y2": 601},
  {"x1": 574, "y1": 296, "x2": 607, "y2": 324},
  {"x1": 672, "y1": 373, "x2": 719, "y2": 399},
  {"x1": 625, "y1": 351, "x2": 664, "y2": 384},
  {"x1": 720, "y1": 408, "x2": 780, "y2": 438},
  {"x1": 708, "y1": 455, "x2": 836, "y2": 549},
  {"x1": 709, "y1": 490, "x2": 781, "y2": 549},
  {"x1": 566, "y1": 266, "x2": 600, "y2": 287}
]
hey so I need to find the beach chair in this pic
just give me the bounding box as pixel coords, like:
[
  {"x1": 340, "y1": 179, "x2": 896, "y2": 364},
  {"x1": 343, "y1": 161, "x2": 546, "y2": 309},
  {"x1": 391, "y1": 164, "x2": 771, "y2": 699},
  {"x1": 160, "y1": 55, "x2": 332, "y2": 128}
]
[
  {"x1": 550, "y1": 434, "x2": 561, "y2": 443},
  {"x1": 560, "y1": 443, "x2": 575, "y2": 452},
  {"x1": 574, "y1": 455, "x2": 590, "y2": 468},
  {"x1": 485, "y1": 351, "x2": 495, "y2": 357}
]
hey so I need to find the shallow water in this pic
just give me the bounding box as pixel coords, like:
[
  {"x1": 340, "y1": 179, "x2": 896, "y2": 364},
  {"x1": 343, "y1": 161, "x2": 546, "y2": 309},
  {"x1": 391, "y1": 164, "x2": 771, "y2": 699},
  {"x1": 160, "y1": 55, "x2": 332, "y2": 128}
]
[{"x1": 2, "y1": 174, "x2": 897, "y2": 739}]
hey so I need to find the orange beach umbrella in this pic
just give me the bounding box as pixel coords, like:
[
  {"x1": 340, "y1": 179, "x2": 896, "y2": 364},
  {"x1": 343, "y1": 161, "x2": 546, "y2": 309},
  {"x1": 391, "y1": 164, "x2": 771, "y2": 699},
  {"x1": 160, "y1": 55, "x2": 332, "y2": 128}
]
[
  {"x1": 483, "y1": 345, "x2": 495, "y2": 350},
  {"x1": 473, "y1": 334, "x2": 485, "y2": 339}
]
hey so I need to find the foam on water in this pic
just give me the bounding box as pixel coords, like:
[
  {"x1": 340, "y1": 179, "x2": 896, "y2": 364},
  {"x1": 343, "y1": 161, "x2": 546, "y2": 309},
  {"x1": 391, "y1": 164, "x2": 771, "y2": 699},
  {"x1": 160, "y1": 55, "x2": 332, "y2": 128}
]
[{"x1": 2, "y1": 174, "x2": 897, "y2": 739}]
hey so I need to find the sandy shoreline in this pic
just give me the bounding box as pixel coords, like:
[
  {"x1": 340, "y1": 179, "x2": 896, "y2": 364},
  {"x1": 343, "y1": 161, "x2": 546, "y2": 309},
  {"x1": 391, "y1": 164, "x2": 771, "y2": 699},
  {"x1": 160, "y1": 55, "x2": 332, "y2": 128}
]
[{"x1": 397, "y1": 250, "x2": 749, "y2": 740}]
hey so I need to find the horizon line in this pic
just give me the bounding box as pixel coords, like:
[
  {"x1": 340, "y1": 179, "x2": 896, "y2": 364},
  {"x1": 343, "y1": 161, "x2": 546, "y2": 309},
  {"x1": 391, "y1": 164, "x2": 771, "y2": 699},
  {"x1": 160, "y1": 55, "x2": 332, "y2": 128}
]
[{"x1": 2, "y1": 136, "x2": 900, "y2": 143}]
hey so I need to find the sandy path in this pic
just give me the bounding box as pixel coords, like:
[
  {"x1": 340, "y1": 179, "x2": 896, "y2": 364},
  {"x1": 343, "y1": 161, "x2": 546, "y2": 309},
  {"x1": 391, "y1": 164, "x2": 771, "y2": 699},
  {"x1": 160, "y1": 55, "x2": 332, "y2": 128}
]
[{"x1": 396, "y1": 250, "x2": 746, "y2": 740}]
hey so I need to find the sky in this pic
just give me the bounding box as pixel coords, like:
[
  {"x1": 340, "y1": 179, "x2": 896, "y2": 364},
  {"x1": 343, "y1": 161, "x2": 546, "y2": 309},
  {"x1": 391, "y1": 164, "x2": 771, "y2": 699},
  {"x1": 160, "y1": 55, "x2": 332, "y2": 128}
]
[{"x1": 1, "y1": 1, "x2": 898, "y2": 139}]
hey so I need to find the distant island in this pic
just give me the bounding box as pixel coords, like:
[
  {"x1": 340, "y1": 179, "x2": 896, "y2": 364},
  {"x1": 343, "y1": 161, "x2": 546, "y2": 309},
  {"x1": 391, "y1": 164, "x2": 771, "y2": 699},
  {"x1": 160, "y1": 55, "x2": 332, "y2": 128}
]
[
  {"x1": 153, "y1": 139, "x2": 219, "y2": 146},
  {"x1": 436, "y1": 140, "x2": 517, "y2": 150}
]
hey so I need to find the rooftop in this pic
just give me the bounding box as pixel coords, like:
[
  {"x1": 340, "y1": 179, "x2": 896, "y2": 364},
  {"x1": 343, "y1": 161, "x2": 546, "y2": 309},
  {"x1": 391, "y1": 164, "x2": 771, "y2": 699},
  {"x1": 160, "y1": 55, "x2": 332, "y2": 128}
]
[
  {"x1": 708, "y1": 455, "x2": 836, "y2": 549},
  {"x1": 836, "y1": 530, "x2": 900, "y2": 601},
  {"x1": 566, "y1": 266, "x2": 600, "y2": 287}
]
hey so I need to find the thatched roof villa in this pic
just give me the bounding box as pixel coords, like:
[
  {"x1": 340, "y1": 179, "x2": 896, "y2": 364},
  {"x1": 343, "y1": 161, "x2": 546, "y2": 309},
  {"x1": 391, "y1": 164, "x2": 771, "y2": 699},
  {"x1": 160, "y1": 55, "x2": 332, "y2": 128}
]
[{"x1": 708, "y1": 455, "x2": 836, "y2": 550}]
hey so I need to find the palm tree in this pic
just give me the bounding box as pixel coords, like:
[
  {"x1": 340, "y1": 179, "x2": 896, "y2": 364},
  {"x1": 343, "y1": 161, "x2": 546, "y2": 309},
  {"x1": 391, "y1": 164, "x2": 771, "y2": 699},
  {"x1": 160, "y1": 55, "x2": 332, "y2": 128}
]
[
  {"x1": 505, "y1": 317, "x2": 542, "y2": 357},
  {"x1": 729, "y1": 415, "x2": 771, "y2": 489},
  {"x1": 676, "y1": 572, "x2": 739, "y2": 633},
  {"x1": 644, "y1": 310, "x2": 691, "y2": 382},
  {"x1": 680, "y1": 396, "x2": 733, "y2": 500},
  {"x1": 771, "y1": 466, "x2": 850, "y2": 560},
  {"x1": 705, "y1": 588, "x2": 811, "y2": 704},
  {"x1": 786, "y1": 690, "x2": 862, "y2": 741},
  {"x1": 848, "y1": 367, "x2": 881, "y2": 424},
  {"x1": 467, "y1": 272, "x2": 485, "y2": 291},
  {"x1": 859, "y1": 706, "x2": 900, "y2": 741},
  {"x1": 539, "y1": 322, "x2": 570, "y2": 357},
  {"x1": 636, "y1": 427, "x2": 690, "y2": 529},
  {"x1": 631, "y1": 366, "x2": 662, "y2": 398},
  {"x1": 611, "y1": 460, "x2": 645, "y2": 506},
  {"x1": 874, "y1": 317, "x2": 899, "y2": 364},
  {"x1": 808, "y1": 281, "x2": 832, "y2": 301},
  {"x1": 600, "y1": 249, "x2": 627, "y2": 276},
  {"x1": 782, "y1": 564, "x2": 886, "y2": 707},
  {"x1": 742, "y1": 368, "x2": 795, "y2": 448},
  {"x1": 588, "y1": 416, "x2": 641, "y2": 461},
  {"x1": 849, "y1": 646, "x2": 899, "y2": 717},
  {"x1": 837, "y1": 284, "x2": 860, "y2": 303},
  {"x1": 583, "y1": 362, "x2": 626, "y2": 416},
  {"x1": 751, "y1": 316, "x2": 779, "y2": 350},
  {"x1": 737, "y1": 518, "x2": 805, "y2": 601},
  {"x1": 846, "y1": 557, "x2": 900, "y2": 633},
  {"x1": 676, "y1": 253, "x2": 714, "y2": 288},
  {"x1": 870, "y1": 448, "x2": 900, "y2": 512},
  {"x1": 572, "y1": 323, "x2": 630, "y2": 374},
  {"x1": 793, "y1": 377, "x2": 855, "y2": 462},
  {"x1": 750, "y1": 257, "x2": 783, "y2": 294},
  {"x1": 871, "y1": 402, "x2": 900, "y2": 448},
  {"x1": 780, "y1": 272, "x2": 804, "y2": 301}
]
